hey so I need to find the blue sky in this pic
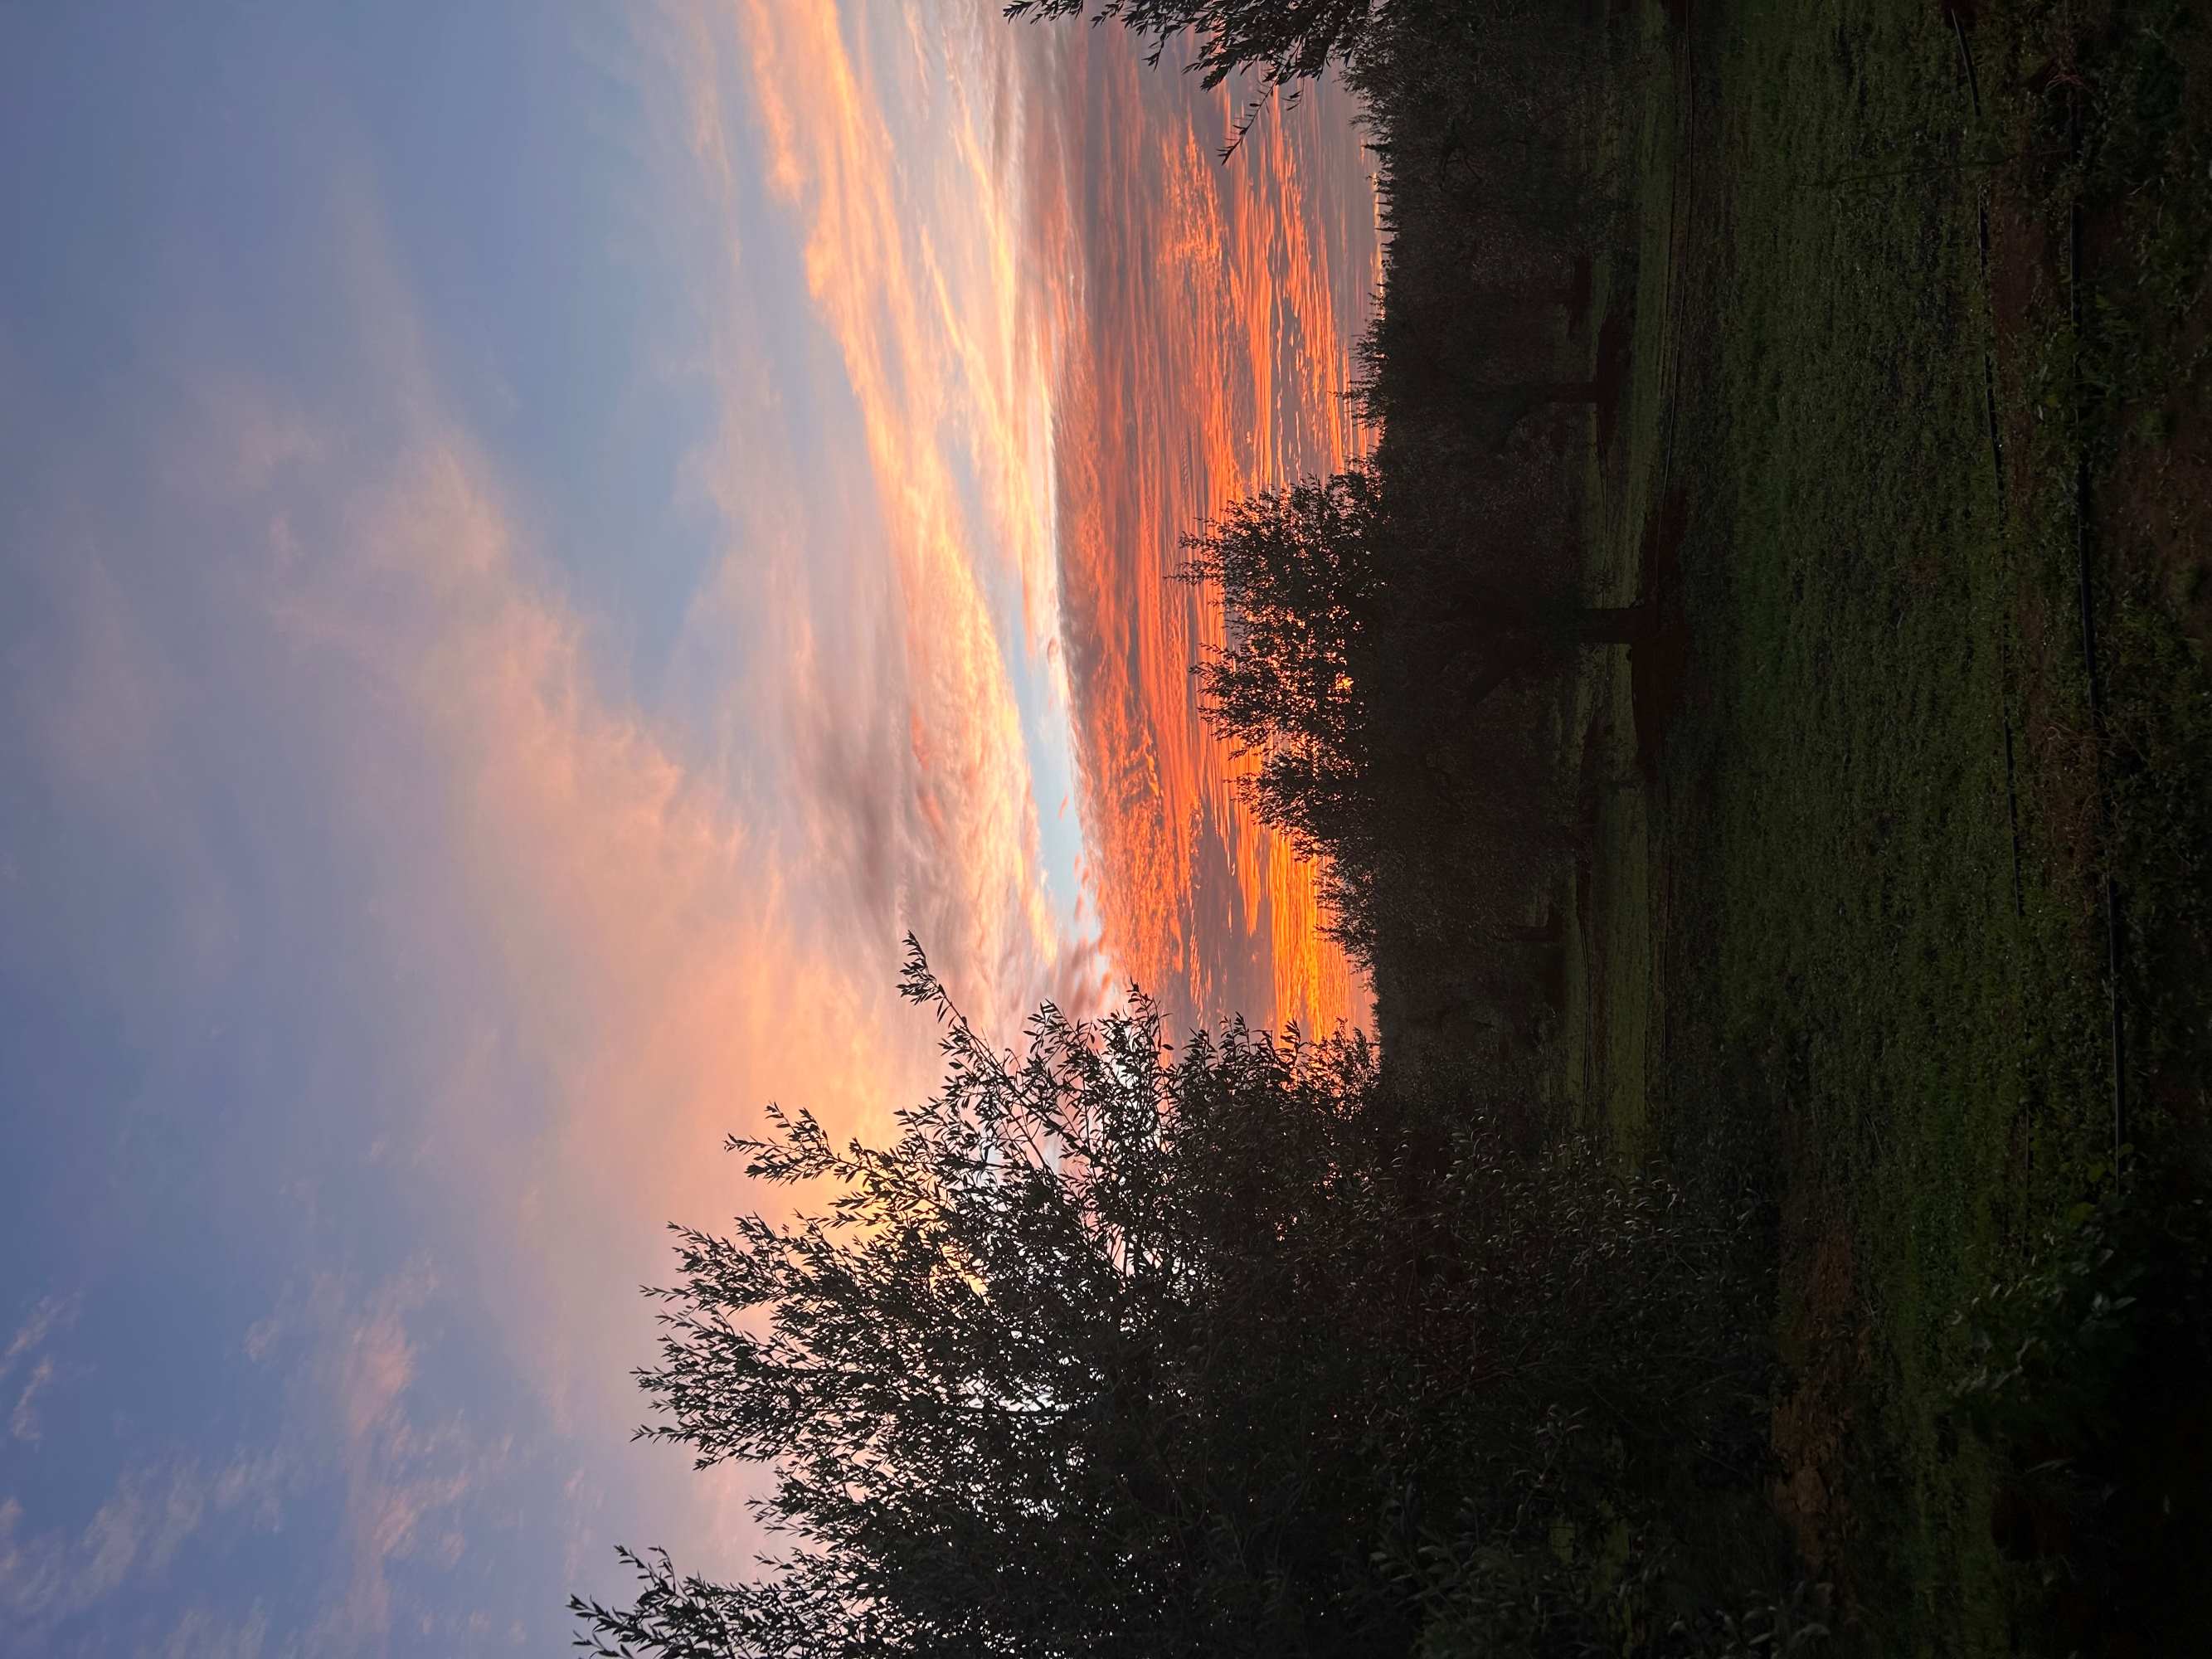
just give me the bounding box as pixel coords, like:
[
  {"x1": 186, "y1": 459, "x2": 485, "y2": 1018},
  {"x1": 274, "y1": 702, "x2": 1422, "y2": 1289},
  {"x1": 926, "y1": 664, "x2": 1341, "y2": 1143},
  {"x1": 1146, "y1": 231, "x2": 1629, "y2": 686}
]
[{"x1": 0, "y1": 3, "x2": 1375, "y2": 1652}]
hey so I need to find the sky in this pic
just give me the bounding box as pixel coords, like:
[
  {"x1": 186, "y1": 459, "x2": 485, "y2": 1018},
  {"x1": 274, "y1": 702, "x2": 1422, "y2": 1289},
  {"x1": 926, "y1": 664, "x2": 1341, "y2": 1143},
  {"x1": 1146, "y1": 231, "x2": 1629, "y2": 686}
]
[{"x1": 0, "y1": 3, "x2": 1377, "y2": 1653}]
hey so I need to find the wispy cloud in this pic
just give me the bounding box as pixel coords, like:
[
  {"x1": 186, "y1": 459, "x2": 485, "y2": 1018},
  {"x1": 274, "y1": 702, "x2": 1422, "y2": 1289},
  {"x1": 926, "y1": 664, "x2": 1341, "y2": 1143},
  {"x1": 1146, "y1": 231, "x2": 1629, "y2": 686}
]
[
  {"x1": 1, "y1": 1297, "x2": 76, "y2": 1449},
  {"x1": 0, "y1": 1452, "x2": 284, "y2": 1634},
  {"x1": 0, "y1": 1269, "x2": 492, "y2": 1654},
  {"x1": 7, "y1": 1359, "x2": 53, "y2": 1445},
  {"x1": 293, "y1": 1271, "x2": 492, "y2": 1648},
  {"x1": 0, "y1": 1297, "x2": 75, "y2": 1388},
  {"x1": 147, "y1": 1602, "x2": 273, "y2": 1659},
  {"x1": 706, "y1": 0, "x2": 1094, "y2": 1027}
]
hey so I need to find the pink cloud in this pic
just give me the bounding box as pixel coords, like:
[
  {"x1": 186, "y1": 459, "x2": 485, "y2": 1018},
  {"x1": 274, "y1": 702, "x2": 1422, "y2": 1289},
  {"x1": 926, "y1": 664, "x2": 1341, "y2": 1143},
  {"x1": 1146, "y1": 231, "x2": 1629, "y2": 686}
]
[
  {"x1": 0, "y1": 1449, "x2": 287, "y2": 1634},
  {"x1": 303, "y1": 1273, "x2": 484, "y2": 1645},
  {"x1": 712, "y1": 0, "x2": 1084, "y2": 1023},
  {"x1": 8, "y1": 1359, "x2": 54, "y2": 1445},
  {"x1": 0, "y1": 1297, "x2": 75, "y2": 1385}
]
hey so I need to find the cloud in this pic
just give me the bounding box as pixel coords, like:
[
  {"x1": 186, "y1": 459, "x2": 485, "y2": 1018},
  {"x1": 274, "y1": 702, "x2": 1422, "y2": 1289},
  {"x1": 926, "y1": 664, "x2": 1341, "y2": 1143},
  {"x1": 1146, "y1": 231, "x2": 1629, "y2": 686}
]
[
  {"x1": 0, "y1": 1299, "x2": 282, "y2": 1633},
  {"x1": 0, "y1": 1297, "x2": 75, "y2": 1389},
  {"x1": 295, "y1": 1272, "x2": 490, "y2": 1649},
  {"x1": 704, "y1": 0, "x2": 1090, "y2": 1027},
  {"x1": 673, "y1": 0, "x2": 1375, "y2": 1041},
  {"x1": 1024, "y1": 26, "x2": 1378, "y2": 1034},
  {"x1": 243, "y1": 1318, "x2": 282, "y2": 1364},
  {"x1": 147, "y1": 1602, "x2": 272, "y2": 1659},
  {"x1": 1, "y1": 1297, "x2": 76, "y2": 1448},
  {"x1": 0, "y1": 1452, "x2": 281, "y2": 1633},
  {"x1": 8, "y1": 1358, "x2": 53, "y2": 1445},
  {"x1": 0, "y1": 1267, "x2": 499, "y2": 1653}
]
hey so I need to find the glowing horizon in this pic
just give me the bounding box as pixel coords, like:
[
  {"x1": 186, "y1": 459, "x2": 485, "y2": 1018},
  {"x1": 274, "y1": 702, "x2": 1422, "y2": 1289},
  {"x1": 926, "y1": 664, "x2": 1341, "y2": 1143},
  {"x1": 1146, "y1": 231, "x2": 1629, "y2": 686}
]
[{"x1": 718, "y1": 0, "x2": 1378, "y2": 1039}]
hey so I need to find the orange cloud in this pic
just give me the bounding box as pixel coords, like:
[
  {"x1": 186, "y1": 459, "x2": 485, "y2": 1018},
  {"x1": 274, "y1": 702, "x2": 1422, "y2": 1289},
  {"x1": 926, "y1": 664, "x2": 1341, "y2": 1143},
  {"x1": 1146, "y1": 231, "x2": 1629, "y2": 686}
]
[
  {"x1": 701, "y1": 0, "x2": 1374, "y2": 1039},
  {"x1": 1026, "y1": 28, "x2": 1378, "y2": 1035},
  {"x1": 712, "y1": 0, "x2": 1092, "y2": 1027}
]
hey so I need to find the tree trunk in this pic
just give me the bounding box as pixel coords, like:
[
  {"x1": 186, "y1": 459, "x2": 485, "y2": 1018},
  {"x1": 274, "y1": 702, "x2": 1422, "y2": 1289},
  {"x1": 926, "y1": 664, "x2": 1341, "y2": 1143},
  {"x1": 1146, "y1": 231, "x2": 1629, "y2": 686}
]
[
  {"x1": 1451, "y1": 649, "x2": 1540, "y2": 715},
  {"x1": 1490, "y1": 378, "x2": 1606, "y2": 451},
  {"x1": 1436, "y1": 604, "x2": 1657, "y2": 715}
]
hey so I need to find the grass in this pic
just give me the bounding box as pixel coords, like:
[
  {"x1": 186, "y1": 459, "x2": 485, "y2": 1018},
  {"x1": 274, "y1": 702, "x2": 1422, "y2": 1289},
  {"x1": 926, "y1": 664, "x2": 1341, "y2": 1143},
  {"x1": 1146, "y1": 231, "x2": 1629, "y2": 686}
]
[
  {"x1": 1555, "y1": 6, "x2": 1682, "y2": 1154},
  {"x1": 1548, "y1": 0, "x2": 2211, "y2": 1649}
]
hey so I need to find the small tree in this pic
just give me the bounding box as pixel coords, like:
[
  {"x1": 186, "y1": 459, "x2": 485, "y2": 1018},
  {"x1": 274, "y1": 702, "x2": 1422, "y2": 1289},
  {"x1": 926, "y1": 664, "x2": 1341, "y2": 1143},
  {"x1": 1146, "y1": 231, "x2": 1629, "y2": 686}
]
[
  {"x1": 1184, "y1": 465, "x2": 1650, "y2": 849},
  {"x1": 1180, "y1": 469, "x2": 1386, "y2": 863}
]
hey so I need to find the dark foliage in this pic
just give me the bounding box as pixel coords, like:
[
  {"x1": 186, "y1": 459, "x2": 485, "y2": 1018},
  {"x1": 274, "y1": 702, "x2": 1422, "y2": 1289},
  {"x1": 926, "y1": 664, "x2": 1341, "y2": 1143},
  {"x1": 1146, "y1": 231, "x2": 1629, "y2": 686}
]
[
  {"x1": 570, "y1": 945, "x2": 1777, "y2": 1657},
  {"x1": 1005, "y1": 0, "x2": 1383, "y2": 154},
  {"x1": 999, "y1": 3, "x2": 1653, "y2": 1073},
  {"x1": 1004, "y1": 1, "x2": 1380, "y2": 92},
  {"x1": 1127, "y1": 2, "x2": 1652, "y2": 1066},
  {"x1": 1180, "y1": 469, "x2": 1383, "y2": 872}
]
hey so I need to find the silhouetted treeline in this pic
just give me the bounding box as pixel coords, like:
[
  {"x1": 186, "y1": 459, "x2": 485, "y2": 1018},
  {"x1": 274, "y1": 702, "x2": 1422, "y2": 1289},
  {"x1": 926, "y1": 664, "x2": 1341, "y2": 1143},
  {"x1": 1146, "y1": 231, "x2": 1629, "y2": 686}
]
[{"x1": 1182, "y1": 0, "x2": 1645, "y2": 1072}]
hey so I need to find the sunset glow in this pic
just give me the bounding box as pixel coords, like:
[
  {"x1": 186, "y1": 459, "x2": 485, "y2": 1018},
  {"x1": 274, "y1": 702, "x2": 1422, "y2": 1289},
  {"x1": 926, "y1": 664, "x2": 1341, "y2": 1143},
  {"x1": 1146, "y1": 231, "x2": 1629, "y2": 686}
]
[
  {"x1": 0, "y1": 1, "x2": 1373, "y2": 1649},
  {"x1": 1037, "y1": 13, "x2": 1378, "y2": 1035}
]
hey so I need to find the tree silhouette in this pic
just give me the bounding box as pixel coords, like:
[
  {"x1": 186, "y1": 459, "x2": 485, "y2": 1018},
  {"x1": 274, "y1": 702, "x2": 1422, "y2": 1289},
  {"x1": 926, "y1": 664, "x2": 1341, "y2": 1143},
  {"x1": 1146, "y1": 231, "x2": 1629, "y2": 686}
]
[
  {"x1": 1179, "y1": 469, "x2": 1383, "y2": 860},
  {"x1": 1182, "y1": 466, "x2": 1653, "y2": 852},
  {"x1": 1005, "y1": 1, "x2": 1380, "y2": 144},
  {"x1": 568, "y1": 946, "x2": 1770, "y2": 1657},
  {"x1": 571, "y1": 941, "x2": 1410, "y2": 1659}
]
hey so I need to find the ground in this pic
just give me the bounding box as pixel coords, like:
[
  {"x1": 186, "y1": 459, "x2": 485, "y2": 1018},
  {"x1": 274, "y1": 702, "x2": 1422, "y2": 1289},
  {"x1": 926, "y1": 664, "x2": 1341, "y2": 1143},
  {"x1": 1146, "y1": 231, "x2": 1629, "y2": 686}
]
[{"x1": 1544, "y1": 0, "x2": 2211, "y2": 1649}]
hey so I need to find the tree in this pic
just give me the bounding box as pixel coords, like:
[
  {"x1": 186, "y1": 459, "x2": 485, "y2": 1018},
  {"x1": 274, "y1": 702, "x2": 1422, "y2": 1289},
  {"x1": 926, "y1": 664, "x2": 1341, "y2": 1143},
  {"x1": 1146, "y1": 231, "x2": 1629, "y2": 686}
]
[
  {"x1": 1180, "y1": 469, "x2": 1385, "y2": 862},
  {"x1": 1184, "y1": 466, "x2": 1652, "y2": 795},
  {"x1": 568, "y1": 946, "x2": 1776, "y2": 1657},
  {"x1": 1179, "y1": 463, "x2": 1655, "y2": 975},
  {"x1": 571, "y1": 941, "x2": 1417, "y2": 1659},
  {"x1": 1356, "y1": 276, "x2": 1612, "y2": 456},
  {"x1": 1005, "y1": 1, "x2": 1382, "y2": 152}
]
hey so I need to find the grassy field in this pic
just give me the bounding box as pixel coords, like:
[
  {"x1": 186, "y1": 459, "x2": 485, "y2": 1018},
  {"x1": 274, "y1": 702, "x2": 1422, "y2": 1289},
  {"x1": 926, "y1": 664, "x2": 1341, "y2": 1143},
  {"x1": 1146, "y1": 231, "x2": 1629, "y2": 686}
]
[{"x1": 1558, "y1": 0, "x2": 2212, "y2": 1649}]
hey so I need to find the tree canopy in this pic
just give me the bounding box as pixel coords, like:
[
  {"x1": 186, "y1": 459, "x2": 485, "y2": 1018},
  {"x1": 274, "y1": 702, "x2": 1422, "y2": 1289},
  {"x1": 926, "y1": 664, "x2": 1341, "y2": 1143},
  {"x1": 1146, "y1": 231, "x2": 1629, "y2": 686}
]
[
  {"x1": 571, "y1": 941, "x2": 1408, "y2": 1658},
  {"x1": 1180, "y1": 469, "x2": 1385, "y2": 862}
]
